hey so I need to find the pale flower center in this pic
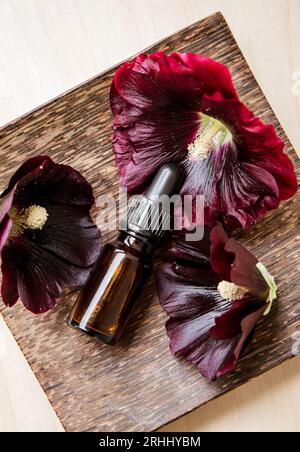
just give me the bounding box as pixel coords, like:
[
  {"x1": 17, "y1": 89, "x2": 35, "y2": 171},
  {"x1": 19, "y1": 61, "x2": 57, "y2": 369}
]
[
  {"x1": 25, "y1": 205, "x2": 48, "y2": 230},
  {"x1": 217, "y1": 280, "x2": 248, "y2": 301},
  {"x1": 8, "y1": 205, "x2": 48, "y2": 238},
  {"x1": 188, "y1": 113, "x2": 233, "y2": 161}
]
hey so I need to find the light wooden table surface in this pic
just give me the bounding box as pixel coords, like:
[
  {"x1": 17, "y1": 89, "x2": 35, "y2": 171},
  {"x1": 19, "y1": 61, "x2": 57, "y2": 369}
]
[{"x1": 0, "y1": 0, "x2": 300, "y2": 432}]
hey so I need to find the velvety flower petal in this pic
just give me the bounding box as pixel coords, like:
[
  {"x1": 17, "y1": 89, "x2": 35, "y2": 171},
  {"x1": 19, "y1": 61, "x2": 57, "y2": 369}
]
[
  {"x1": 208, "y1": 223, "x2": 234, "y2": 281},
  {"x1": 27, "y1": 205, "x2": 101, "y2": 268},
  {"x1": 220, "y1": 161, "x2": 279, "y2": 228},
  {"x1": 0, "y1": 189, "x2": 15, "y2": 252},
  {"x1": 8, "y1": 156, "x2": 95, "y2": 209},
  {"x1": 0, "y1": 215, "x2": 12, "y2": 253},
  {"x1": 156, "y1": 224, "x2": 272, "y2": 380},
  {"x1": 182, "y1": 299, "x2": 266, "y2": 380},
  {"x1": 201, "y1": 94, "x2": 298, "y2": 222},
  {"x1": 4, "y1": 156, "x2": 52, "y2": 193},
  {"x1": 226, "y1": 101, "x2": 298, "y2": 201},
  {"x1": 0, "y1": 188, "x2": 15, "y2": 222},
  {"x1": 111, "y1": 52, "x2": 297, "y2": 230},
  {"x1": 180, "y1": 95, "x2": 296, "y2": 229},
  {"x1": 215, "y1": 304, "x2": 266, "y2": 378},
  {"x1": 112, "y1": 52, "x2": 237, "y2": 115},
  {"x1": 180, "y1": 139, "x2": 282, "y2": 229},
  {"x1": 157, "y1": 262, "x2": 222, "y2": 323},
  {"x1": 1, "y1": 156, "x2": 101, "y2": 314},
  {"x1": 2, "y1": 237, "x2": 91, "y2": 314},
  {"x1": 111, "y1": 51, "x2": 238, "y2": 192},
  {"x1": 1, "y1": 248, "x2": 19, "y2": 307},
  {"x1": 180, "y1": 151, "x2": 220, "y2": 226},
  {"x1": 210, "y1": 223, "x2": 267, "y2": 296},
  {"x1": 160, "y1": 227, "x2": 212, "y2": 266}
]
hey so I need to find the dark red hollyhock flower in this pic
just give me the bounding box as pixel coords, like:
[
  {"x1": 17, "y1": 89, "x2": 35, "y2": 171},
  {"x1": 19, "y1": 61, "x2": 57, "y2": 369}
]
[
  {"x1": 0, "y1": 156, "x2": 101, "y2": 314},
  {"x1": 156, "y1": 224, "x2": 277, "y2": 380},
  {"x1": 111, "y1": 51, "x2": 297, "y2": 230}
]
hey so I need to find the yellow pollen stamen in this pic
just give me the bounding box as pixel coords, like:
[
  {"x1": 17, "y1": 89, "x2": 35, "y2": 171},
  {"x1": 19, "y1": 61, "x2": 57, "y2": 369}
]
[
  {"x1": 8, "y1": 205, "x2": 48, "y2": 238},
  {"x1": 25, "y1": 205, "x2": 48, "y2": 230},
  {"x1": 217, "y1": 280, "x2": 248, "y2": 301},
  {"x1": 188, "y1": 113, "x2": 232, "y2": 161}
]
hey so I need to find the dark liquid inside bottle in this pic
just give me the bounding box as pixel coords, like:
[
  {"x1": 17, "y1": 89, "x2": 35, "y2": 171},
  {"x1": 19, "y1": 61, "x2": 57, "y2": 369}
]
[{"x1": 67, "y1": 232, "x2": 153, "y2": 344}]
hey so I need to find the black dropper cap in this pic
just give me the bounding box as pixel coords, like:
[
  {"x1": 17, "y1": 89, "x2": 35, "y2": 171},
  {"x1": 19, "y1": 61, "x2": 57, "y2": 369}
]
[
  {"x1": 126, "y1": 163, "x2": 184, "y2": 241},
  {"x1": 144, "y1": 163, "x2": 184, "y2": 201}
]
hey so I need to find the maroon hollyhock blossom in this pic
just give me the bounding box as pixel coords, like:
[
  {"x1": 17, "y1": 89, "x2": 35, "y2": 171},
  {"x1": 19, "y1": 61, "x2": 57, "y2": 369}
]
[
  {"x1": 111, "y1": 51, "x2": 297, "y2": 230},
  {"x1": 0, "y1": 156, "x2": 101, "y2": 314},
  {"x1": 156, "y1": 224, "x2": 277, "y2": 380}
]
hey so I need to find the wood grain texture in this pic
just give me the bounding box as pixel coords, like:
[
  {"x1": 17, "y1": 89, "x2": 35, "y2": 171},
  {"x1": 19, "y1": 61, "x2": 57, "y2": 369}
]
[{"x1": 0, "y1": 11, "x2": 299, "y2": 432}]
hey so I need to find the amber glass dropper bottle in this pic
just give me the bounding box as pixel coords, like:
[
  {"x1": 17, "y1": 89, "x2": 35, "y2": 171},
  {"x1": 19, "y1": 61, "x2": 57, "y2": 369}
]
[{"x1": 66, "y1": 163, "x2": 184, "y2": 345}]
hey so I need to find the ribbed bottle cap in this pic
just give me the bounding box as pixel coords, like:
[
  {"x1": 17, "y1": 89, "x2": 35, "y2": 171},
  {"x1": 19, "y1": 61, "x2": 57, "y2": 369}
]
[{"x1": 125, "y1": 163, "x2": 184, "y2": 241}]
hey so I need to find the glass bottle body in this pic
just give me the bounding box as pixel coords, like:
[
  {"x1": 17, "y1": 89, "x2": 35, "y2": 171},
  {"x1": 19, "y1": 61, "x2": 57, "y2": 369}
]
[{"x1": 67, "y1": 232, "x2": 153, "y2": 345}]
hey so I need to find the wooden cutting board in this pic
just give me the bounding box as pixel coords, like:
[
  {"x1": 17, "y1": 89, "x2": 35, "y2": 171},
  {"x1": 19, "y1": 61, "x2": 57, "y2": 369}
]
[{"x1": 0, "y1": 12, "x2": 299, "y2": 432}]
